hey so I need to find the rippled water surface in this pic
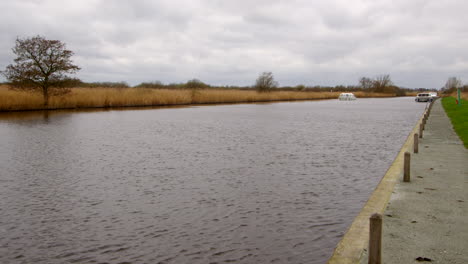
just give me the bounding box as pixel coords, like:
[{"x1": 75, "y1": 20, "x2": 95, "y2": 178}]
[{"x1": 0, "y1": 98, "x2": 426, "y2": 264}]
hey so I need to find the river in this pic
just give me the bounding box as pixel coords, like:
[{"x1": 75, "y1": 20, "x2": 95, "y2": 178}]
[{"x1": 0, "y1": 98, "x2": 426, "y2": 264}]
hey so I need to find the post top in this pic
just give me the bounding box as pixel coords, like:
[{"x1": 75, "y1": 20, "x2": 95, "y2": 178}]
[{"x1": 370, "y1": 213, "x2": 382, "y2": 219}]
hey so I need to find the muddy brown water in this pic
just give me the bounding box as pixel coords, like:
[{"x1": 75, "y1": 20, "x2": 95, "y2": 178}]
[{"x1": 0, "y1": 98, "x2": 426, "y2": 264}]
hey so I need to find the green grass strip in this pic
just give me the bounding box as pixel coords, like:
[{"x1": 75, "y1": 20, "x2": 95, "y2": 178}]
[{"x1": 441, "y1": 97, "x2": 468, "y2": 148}]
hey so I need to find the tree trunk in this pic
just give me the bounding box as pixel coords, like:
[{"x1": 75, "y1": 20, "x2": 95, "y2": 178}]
[{"x1": 43, "y1": 86, "x2": 49, "y2": 107}]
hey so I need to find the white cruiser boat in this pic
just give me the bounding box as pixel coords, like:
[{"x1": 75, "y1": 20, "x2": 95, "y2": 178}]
[{"x1": 338, "y1": 93, "x2": 357, "y2": 101}]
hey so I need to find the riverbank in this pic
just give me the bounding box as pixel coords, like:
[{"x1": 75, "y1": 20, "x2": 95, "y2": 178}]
[
  {"x1": 327, "y1": 100, "x2": 423, "y2": 264},
  {"x1": 377, "y1": 99, "x2": 468, "y2": 263},
  {"x1": 0, "y1": 85, "x2": 396, "y2": 111},
  {"x1": 327, "y1": 99, "x2": 467, "y2": 263}
]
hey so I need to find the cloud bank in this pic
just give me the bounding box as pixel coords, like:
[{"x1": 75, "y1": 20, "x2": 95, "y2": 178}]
[{"x1": 1, "y1": 0, "x2": 467, "y2": 88}]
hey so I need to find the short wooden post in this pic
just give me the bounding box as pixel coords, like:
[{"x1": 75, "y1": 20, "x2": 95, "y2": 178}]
[
  {"x1": 414, "y1": 133, "x2": 419, "y2": 153},
  {"x1": 419, "y1": 123, "x2": 423, "y2": 138},
  {"x1": 404, "y1": 152, "x2": 411, "y2": 182},
  {"x1": 369, "y1": 213, "x2": 382, "y2": 264}
]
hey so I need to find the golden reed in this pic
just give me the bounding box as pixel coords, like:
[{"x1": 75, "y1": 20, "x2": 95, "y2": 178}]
[{"x1": 0, "y1": 85, "x2": 395, "y2": 111}]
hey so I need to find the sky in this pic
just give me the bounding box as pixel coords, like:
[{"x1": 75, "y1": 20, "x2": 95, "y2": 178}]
[{"x1": 0, "y1": 0, "x2": 467, "y2": 89}]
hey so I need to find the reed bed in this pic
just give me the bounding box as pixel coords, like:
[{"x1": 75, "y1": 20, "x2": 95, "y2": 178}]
[
  {"x1": 0, "y1": 85, "x2": 395, "y2": 111},
  {"x1": 405, "y1": 91, "x2": 419, "y2": 96},
  {"x1": 448, "y1": 91, "x2": 468, "y2": 100}
]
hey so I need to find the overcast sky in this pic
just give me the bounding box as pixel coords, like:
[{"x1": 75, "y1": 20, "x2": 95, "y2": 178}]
[{"x1": 1, "y1": 0, "x2": 467, "y2": 88}]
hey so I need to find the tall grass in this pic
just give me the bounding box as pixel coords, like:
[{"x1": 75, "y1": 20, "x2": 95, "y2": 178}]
[
  {"x1": 448, "y1": 91, "x2": 468, "y2": 100},
  {"x1": 0, "y1": 85, "x2": 395, "y2": 111}
]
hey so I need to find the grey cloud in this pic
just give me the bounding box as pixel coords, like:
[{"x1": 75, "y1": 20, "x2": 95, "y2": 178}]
[{"x1": 1, "y1": 0, "x2": 467, "y2": 88}]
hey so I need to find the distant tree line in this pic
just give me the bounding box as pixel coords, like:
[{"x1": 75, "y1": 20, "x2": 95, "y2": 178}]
[
  {"x1": 3, "y1": 75, "x2": 431, "y2": 96},
  {"x1": 4, "y1": 35, "x2": 458, "y2": 107},
  {"x1": 440, "y1": 77, "x2": 466, "y2": 94},
  {"x1": 127, "y1": 73, "x2": 418, "y2": 96},
  {"x1": 358, "y1": 75, "x2": 406, "y2": 95},
  {"x1": 75, "y1": 81, "x2": 130, "y2": 88}
]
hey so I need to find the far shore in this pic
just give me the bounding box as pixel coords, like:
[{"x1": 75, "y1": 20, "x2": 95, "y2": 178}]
[{"x1": 0, "y1": 85, "x2": 416, "y2": 112}]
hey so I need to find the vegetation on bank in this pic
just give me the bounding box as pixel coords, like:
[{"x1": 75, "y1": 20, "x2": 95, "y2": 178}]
[
  {"x1": 0, "y1": 35, "x2": 442, "y2": 111},
  {"x1": 0, "y1": 85, "x2": 397, "y2": 111},
  {"x1": 2, "y1": 36, "x2": 80, "y2": 107},
  {"x1": 442, "y1": 96, "x2": 468, "y2": 148}
]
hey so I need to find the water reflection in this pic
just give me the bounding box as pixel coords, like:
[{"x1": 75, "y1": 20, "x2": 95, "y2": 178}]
[
  {"x1": 0, "y1": 104, "x2": 196, "y2": 122},
  {"x1": 0, "y1": 98, "x2": 425, "y2": 264}
]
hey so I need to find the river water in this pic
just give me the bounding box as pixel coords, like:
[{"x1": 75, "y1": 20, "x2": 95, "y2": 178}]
[{"x1": 0, "y1": 98, "x2": 425, "y2": 264}]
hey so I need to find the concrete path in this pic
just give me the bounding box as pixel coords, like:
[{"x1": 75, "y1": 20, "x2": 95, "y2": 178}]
[{"x1": 380, "y1": 100, "x2": 468, "y2": 263}]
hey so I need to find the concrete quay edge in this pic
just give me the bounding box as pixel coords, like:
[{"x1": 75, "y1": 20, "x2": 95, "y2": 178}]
[{"x1": 326, "y1": 109, "x2": 426, "y2": 264}]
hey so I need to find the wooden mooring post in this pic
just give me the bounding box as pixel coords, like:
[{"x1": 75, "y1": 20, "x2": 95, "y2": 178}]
[
  {"x1": 414, "y1": 133, "x2": 419, "y2": 153},
  {"x1": 368, "y1": 213, "x2": 382, "y2": 264},
  {"x1": 404, "y1": 152, "x2": 411, "y2": 182}
]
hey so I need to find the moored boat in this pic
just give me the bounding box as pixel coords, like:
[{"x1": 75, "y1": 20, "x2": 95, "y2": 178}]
[{"x1": 338, "y1": 93, "x2": 356, "y2": 101}]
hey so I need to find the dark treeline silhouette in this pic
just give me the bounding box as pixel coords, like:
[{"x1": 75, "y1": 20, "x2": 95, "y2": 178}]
[
  {"x1": 74, "y1": 81, "x2": 131, "y2": 88},
  {"x1": 72, "y1": 74, "x2": 430, "y2": 96},
  {"x1": 3, "y1": 79, "x2": 433, "y2": 95}
]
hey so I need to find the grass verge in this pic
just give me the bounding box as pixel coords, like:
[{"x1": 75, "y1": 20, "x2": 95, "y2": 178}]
[{"x1": 441, "y1": 96, "x2": 468, "y2": 148}]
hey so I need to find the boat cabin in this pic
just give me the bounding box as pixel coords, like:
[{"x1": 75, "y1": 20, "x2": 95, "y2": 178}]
[{"x1": 338, "y1": 93, "x2": 357, "y2": 101}]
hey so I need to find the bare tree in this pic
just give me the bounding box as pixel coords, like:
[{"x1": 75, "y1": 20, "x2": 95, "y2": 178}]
[
  {"x1": 443, "y1": 77, "x2": 462, "y2": 93},
  {"x1": 359, "y1": 77, "x2": 373, "y2": 90},
  {"x1": 255, "y1": 72, "x2": 278, "y2": 92},
  {"x1": 372, "y1": 74, "x2": 393, "y2": 93},
  {"x1": 1, "y1": 36, "x2": 80, "y2": 106}
]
